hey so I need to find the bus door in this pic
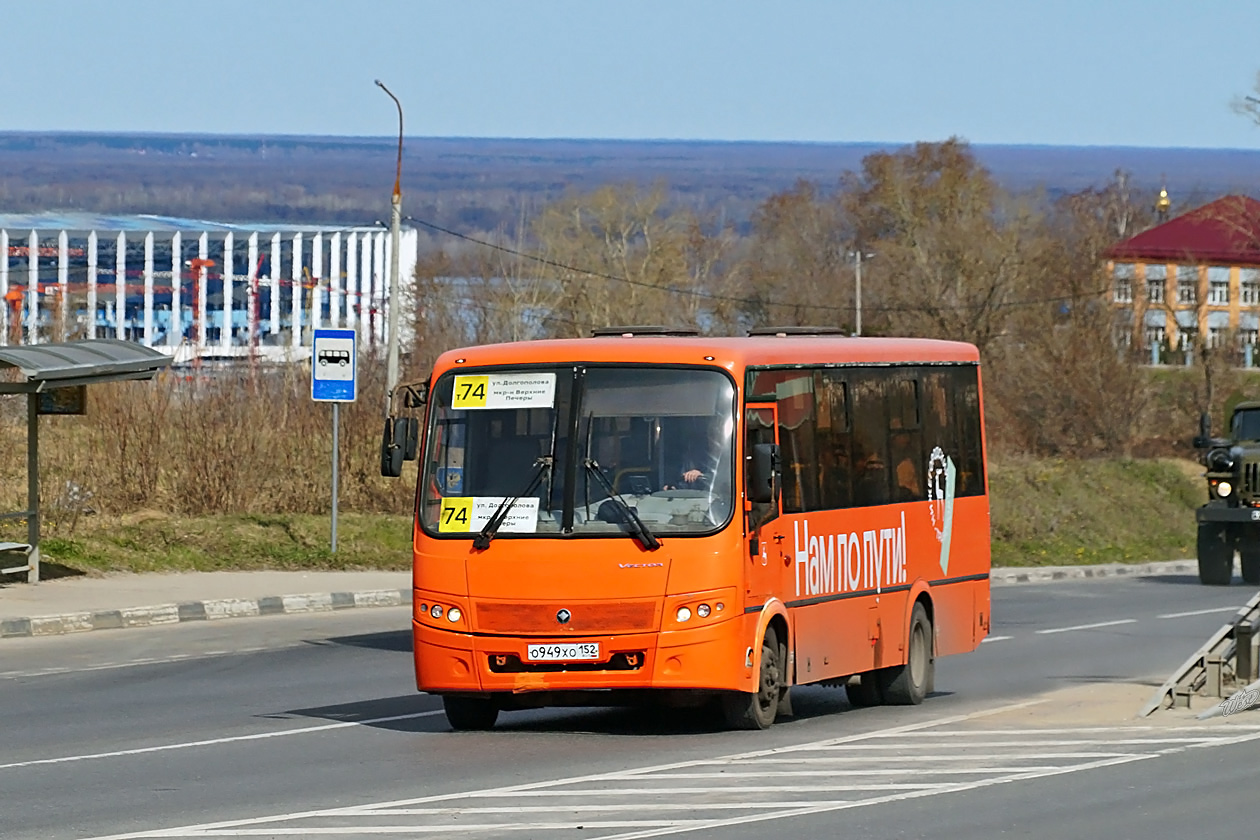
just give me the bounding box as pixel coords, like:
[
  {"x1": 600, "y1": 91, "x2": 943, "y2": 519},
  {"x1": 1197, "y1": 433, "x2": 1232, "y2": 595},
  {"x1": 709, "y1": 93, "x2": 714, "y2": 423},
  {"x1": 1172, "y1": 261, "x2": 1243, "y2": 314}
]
[{"x1": 744, "y1": 404, "x2": 786, "y2": 607}]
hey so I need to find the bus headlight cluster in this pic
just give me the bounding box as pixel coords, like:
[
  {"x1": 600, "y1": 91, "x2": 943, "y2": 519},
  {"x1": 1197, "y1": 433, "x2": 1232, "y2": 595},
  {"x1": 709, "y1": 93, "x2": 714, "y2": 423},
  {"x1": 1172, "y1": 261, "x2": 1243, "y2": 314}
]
[
  {"x1": 416, "y1": 601, "x2": 464, "y2": 624},
  {"x1": 674, "y1": 601, "x2": 725, "y2": 624}
]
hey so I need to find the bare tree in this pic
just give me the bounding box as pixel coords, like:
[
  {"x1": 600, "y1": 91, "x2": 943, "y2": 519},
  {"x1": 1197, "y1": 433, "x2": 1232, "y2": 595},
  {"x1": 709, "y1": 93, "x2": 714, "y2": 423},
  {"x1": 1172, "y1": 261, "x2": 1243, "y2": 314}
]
[{"x1": 840, "y1": 139, "x2": 1035, "y2": 354}]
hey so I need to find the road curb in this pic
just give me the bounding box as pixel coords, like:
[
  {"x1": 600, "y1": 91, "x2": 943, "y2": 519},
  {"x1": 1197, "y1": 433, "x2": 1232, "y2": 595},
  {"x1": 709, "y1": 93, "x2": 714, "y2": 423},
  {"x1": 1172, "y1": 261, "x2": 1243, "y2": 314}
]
[
  {"x1": 990, "y1": 559, "x2": 1198, "y2": 585},
  {"x1": 0, "y1": 588, "x2": 411, "y2": 641}
]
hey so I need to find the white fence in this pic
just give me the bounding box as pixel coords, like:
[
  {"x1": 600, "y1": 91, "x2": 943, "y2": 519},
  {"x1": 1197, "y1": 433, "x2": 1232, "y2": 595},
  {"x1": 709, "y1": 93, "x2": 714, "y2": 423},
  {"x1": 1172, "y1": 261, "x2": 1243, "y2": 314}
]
[{"x1": 0, "y1": 219, "x2": 418, "y2": 365}]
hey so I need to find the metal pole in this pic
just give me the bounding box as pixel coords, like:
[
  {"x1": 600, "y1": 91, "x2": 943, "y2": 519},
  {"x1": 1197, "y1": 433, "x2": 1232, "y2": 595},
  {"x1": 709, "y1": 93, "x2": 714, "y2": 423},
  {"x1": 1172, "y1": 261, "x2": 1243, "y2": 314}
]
[
  {"x1": 376, "y1": 79, "x2": 404, "y2": 416},
  {"x1": 27, "y1": 393, "x2": 39, "y2": 584},
  {"x1": 854, "y1": 251, "x2": 863, "y2": 337},
  {"x1": 331, "y1": 402, "x2": 340, "y2": 553}
]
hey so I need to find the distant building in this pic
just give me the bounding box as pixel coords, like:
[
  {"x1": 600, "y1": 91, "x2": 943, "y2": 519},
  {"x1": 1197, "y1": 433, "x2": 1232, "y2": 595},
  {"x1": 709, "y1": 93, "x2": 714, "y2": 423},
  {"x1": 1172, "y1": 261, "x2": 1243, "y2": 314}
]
[
  {"x1": 1106, "y1": 195, "x2": 1260, "y2": 362},
  {"x1": 0, "y1": 213, "x2": 418, "y2": 364}
]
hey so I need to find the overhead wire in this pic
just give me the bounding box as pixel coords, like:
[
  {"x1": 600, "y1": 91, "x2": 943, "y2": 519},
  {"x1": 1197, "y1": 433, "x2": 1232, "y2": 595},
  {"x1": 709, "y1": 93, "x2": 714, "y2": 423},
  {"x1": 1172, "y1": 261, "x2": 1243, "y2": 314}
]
[{"x1": 406, "y1": 215, "x2": 1116, "y2": 315}]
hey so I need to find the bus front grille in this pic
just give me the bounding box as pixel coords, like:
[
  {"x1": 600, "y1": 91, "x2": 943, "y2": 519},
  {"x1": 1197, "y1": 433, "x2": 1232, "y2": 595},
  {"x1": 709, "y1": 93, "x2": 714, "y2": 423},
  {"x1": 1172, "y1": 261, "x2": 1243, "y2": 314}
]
[
  {"x1": 487, "y1": 651, "x2": 646, "y2": 673},
  {"x1": 475, "y1": 601, "x2": 657, "y2": 634}
]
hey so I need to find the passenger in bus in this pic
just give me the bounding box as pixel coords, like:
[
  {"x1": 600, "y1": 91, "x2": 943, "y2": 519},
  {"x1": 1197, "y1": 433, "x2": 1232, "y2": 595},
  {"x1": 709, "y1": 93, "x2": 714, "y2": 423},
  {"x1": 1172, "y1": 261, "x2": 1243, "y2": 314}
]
[
  {"x1": 853, "y1": 446, "x2": 889, "y2": 506},
  {"x1": 890, "y1": 429, "x2": 922, "y2": 502}
]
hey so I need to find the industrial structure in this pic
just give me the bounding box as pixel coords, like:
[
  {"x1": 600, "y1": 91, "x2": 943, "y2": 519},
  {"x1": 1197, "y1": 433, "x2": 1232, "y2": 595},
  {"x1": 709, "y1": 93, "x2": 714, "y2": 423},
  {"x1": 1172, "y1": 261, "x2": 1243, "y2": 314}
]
[{"x1": 0, "y1": 213, "x2": 418, "y2": 364}]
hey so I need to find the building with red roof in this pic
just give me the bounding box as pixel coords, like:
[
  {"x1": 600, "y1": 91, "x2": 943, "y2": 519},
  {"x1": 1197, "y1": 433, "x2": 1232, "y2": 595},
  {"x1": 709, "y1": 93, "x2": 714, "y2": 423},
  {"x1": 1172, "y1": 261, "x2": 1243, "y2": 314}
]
[{"x1": 1106, "y1": 195, "x2": 1260, "y2": 358}]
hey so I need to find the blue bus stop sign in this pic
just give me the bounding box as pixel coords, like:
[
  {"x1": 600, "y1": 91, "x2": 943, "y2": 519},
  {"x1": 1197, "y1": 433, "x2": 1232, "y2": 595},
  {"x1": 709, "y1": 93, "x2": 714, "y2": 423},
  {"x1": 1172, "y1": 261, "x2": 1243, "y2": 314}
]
[{"x1": 312, "y1": 328, "x2": 357, "y2": 402}]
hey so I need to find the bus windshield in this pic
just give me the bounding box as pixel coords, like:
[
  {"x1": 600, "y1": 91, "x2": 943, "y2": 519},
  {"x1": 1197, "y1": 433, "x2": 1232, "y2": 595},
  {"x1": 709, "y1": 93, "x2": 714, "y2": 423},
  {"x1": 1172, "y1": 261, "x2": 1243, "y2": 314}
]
[{"x1": 420, "y1": 365, "x2": 737, "y2": 540}]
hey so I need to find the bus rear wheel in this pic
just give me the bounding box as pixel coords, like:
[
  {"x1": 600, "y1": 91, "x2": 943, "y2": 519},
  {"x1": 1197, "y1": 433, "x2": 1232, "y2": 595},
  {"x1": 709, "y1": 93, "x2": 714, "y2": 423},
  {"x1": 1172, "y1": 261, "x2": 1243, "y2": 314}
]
[
  {"x1": 721, "y1": 628, "x2": 781, "y2": 730},
  {"x1": 845, "y1": 674, "x2": 883, "y2": 707},
  {"x1": 877, "y1": 602, "x2": 934, "y2": 705},
  {"x1": 443, "y1": 695, "x2": 499, "y2": 731}
]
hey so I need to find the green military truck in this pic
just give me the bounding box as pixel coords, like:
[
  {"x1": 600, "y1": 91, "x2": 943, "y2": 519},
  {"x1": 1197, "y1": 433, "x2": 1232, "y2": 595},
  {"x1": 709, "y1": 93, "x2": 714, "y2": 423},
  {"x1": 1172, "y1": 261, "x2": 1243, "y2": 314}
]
[{"x1": 1194, "y1": 401, "x2": 1260, "y2": 586}]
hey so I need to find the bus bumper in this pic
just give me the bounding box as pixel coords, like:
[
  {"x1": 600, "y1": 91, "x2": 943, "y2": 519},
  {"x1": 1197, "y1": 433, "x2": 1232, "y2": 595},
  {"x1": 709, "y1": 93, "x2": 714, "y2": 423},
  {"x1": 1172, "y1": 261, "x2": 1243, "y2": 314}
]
[{"x1": 413, "y1": 618, "x2": 751, "y2": 695}]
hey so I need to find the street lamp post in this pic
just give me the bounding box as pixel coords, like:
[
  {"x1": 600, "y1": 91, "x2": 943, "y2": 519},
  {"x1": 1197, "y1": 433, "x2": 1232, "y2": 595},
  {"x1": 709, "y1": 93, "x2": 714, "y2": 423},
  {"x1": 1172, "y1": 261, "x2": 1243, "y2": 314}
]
[{"x1": 376, "y1": 79, "x2": 404, "y2": 415}]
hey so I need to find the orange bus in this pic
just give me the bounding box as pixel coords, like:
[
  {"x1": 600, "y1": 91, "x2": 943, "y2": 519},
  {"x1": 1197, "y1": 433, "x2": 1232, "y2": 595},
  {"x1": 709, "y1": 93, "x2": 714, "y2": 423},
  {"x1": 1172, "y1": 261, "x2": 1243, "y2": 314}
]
[{"x1": 393, "y1": 327, "x2": 991, "y2": 730}]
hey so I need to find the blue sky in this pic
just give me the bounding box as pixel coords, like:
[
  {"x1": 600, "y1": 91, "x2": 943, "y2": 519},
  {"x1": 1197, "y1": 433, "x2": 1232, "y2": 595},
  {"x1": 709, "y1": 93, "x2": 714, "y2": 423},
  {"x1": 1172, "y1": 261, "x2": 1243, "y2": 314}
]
[{"x1": 5, "y1": 0, "x2": 1260, "y2": 148}]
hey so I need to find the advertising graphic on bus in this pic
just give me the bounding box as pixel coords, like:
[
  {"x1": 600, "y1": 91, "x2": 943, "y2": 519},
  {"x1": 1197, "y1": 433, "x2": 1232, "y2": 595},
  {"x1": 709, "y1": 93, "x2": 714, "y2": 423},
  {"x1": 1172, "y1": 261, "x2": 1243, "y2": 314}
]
[{"x1": 393, "y1": 330, "x2": 991, "y2": 731}]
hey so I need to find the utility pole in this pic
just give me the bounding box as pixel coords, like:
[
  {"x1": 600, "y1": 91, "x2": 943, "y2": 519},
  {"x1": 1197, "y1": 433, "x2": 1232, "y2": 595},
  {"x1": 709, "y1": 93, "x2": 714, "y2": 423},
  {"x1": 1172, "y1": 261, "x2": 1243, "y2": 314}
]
[
  {"x1": 376, "y1": 79, "x2": 404, "y2": 415},
  {"x1": 851, "y1": 250, "x2": 874, "y2": 336}
]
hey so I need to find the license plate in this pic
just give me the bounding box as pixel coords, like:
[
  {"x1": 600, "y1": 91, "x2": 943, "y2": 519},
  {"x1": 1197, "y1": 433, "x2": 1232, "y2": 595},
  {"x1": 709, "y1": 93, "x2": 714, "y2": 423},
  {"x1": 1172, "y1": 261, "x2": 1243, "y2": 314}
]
[{"x1": 527, "y1": 642, "x2": 600, "y2": 662}]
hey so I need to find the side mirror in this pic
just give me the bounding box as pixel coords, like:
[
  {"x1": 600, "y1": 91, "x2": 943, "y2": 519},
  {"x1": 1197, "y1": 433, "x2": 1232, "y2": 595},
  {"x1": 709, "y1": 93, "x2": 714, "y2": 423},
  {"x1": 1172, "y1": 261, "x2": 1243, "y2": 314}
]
[
  {"x1": 748, "y1": 442, "x2": 780, "y2": 504},
  {"x1": 403, "y1": 417, "x2": 420, "y2": 461},
  {"x1": 380, "y1": 418, "x2": 404, "y2": 477}
]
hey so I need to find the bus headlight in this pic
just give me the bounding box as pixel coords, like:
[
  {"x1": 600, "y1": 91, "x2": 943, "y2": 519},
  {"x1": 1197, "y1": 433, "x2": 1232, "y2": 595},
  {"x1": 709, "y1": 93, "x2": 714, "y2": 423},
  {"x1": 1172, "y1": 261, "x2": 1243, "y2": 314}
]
[
  {"x1": 430, "y1": 605, "x2": 444, "y2": 619},
  {"x1": 447, "y1": 607, "x2": 462, "y2": 622},
  {"x1": 1218, "y1": 480, "x2": 1234, "y2": 497},
  {"x1": 696, "y1": 604, "x2": 711, "y2": 618},
  {"x1": 676, "y1": 606, "x2": 692, "y2": 623}
]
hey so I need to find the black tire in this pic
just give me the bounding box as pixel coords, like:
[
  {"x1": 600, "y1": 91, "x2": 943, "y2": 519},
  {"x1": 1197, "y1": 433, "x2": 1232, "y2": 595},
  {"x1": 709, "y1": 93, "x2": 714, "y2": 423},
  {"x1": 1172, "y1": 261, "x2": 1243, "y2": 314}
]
[
  {"x1": 845, "y1": 673, "x2": 883, "y2": 708},
  {"x1": 721, "y1": 628, "x2": 782, "y2": 730},
  {"x1": 443, "y1": 695, "x2": 499, "y2": 731},
  {"x1": 1241, "y1": 546, "x2": 1260, "y2": 586},
  {"x1": 877, "y1": 602, "x2": 934, "y2": 705},
  {"x1": 1198, "y1": 523, "x2": 1234, "y2": 586}
]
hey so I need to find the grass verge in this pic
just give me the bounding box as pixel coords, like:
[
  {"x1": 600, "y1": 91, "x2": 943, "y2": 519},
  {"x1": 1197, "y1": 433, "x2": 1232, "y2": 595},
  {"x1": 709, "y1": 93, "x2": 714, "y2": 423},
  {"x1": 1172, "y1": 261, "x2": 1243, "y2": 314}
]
[
  {"x1": 30, "y1": 512, "x2": 413, "y2": 575},
  {"x1": 12, "y1": 457, "x2": 1205, "y2": 575},
  {"x1": 988, "y1": 456, "x2": 1201, "y2": 567}
]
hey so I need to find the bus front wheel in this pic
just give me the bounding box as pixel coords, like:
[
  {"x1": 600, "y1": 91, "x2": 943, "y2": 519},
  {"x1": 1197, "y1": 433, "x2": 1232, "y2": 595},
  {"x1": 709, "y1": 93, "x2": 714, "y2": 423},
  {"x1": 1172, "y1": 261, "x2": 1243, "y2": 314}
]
[
  {"x1": 443, "y1": 695, "x2": 499, "y2": 731},
  {"x1": 721, "y1": 628, "x2": 781, "y2": 730},
  {"x1": 877, "y1": 602, "x2": 934, "y2": 705}
]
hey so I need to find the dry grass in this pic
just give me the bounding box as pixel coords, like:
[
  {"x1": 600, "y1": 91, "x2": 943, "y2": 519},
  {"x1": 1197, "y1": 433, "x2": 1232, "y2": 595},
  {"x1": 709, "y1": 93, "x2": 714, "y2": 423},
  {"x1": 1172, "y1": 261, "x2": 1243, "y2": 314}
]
[{"x1": 0, "y1": 360, "x2": 415, "y2": 524}]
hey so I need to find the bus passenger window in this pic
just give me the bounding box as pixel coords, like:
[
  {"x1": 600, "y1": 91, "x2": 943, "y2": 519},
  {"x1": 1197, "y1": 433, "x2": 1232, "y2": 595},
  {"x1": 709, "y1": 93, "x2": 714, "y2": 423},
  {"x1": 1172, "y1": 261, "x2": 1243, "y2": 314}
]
[
  {"x1": 888, "y1": 377, "x2": 925, "y2": 503},
  {"x1": 850, "y1": 373, "x2": 890, "y2": 507}
]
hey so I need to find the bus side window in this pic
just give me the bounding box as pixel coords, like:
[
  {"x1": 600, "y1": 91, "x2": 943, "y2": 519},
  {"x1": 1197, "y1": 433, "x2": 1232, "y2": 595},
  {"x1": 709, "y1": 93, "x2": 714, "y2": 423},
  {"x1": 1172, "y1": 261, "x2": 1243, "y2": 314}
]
[
  {"x1": 951, "y1": 366, "x2": 986, "y2": 496},
  {"x1": 774, "y1": 372, "x2": 819, "y2": 514},
  {"x1": 850, "y1": 372, "x2": 891, "y2": 507},
  {"x1": 817, "y1": 371, "x2": 852, "y2": 510},
  {"x1": 888, "y1": 376, "x2": 926, "y2": 503}
]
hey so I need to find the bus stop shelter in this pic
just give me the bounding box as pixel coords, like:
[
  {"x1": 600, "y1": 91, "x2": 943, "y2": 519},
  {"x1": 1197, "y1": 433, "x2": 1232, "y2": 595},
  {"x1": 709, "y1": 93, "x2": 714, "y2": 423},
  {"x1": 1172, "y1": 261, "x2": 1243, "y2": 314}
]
[{"x1": 0, "y1": 339, "x2": 172, "y2": 583}]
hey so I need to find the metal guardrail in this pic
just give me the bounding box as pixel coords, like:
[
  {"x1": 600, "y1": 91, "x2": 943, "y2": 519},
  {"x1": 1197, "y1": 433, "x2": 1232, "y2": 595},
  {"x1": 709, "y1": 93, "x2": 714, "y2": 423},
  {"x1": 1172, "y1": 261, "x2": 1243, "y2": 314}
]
[{"x1": 1140, "y1": 591, "x2": 1260, "y2": 716}]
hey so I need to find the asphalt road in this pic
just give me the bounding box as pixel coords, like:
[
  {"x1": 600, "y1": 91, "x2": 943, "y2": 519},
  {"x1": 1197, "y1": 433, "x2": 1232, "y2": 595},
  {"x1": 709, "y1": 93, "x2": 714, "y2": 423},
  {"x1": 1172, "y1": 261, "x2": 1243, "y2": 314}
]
[{"x1": 2, "y1": 571, "x2": 1257, "y2": 840}]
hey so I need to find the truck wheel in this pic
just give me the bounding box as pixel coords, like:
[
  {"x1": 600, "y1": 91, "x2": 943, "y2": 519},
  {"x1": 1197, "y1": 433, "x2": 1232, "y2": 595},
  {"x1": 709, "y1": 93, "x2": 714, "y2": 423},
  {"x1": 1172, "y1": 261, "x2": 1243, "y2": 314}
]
[
  {"x1": 1197, "y1": 523, "x2": 1234, "y2": 586},
  {"x1": 1241, "y1": 547, "x2": 1260, "y2": 586},
  {"x1": 877, "y1": 602, "x2": 934, "y2": 705},
  {"x1": 443, "y1": 695, "x2": 499, "y2": 731}
]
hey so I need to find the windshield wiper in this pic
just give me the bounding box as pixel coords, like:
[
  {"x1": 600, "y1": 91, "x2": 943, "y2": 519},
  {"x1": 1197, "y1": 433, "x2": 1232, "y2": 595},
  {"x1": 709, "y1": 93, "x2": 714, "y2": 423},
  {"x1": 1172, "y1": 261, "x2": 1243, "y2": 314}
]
[
  {"x1": 584, "y1": 459, "x2": 661, "y2": 551},
  {"x1": 473, "y1": 457, "x2": 552, "y2": 550}
]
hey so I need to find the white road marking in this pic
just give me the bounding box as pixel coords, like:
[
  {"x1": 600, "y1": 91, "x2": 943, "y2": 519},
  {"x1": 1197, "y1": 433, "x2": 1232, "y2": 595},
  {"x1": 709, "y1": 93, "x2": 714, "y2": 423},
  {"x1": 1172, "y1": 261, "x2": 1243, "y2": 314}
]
[
  {"x1": 78, "y1": 700, "x2": 1049, "y2": 840},
  {"x1": 980, "y1": 635, "x2": 1012, "y2": 643},
  {"x1": 0, "y1": 710, "x2": 444, "y2": 771},
  {"x1": 1157, "y1": 606, "x2": 1242, "y2": 619},
  {"x1": 88, "y1": 699, "x2": 1260, "y2": 840},
  {"x1": 1035, "y1": 618, "x2": 1137, "y2": 635},
  {"x1": 1, "y1": 646, "x2": 278, "y2": 679}
]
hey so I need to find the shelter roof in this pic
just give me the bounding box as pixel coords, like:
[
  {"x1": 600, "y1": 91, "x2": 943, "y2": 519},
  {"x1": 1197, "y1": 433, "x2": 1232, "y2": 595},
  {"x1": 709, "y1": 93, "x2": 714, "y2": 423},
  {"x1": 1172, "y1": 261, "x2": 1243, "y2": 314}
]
[
  {"x1": 0, "y1": 339, "x2": 172, "y2": 393},
  {"x1": 1106, "y1": 195, "x2": 1260, "y2": 266},
  {"x1": 0, "y1": 212, "x2": 405, "y2": 236}
]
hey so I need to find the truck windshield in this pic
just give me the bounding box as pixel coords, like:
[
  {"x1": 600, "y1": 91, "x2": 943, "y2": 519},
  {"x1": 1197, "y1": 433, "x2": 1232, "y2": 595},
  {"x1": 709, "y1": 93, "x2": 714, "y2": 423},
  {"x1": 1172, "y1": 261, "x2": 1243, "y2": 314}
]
[
  {"x1": 419, "y1": 365, "x2": 737, "y2": 539},
  {"x1": 1233, "y1": 409, "x2": 1260, "y2": 441}
]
